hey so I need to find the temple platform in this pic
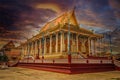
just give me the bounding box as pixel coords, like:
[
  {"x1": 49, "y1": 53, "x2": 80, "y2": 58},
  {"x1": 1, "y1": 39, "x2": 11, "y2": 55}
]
[
  {"x1": 114, "y1": 60, "x2": 120, "y2": 71},
  {"x1": 17, "y1": 59, "x2": 115, "y2": 74}
]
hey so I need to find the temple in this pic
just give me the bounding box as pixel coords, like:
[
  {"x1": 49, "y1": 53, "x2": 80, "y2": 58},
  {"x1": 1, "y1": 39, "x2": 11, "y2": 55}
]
[
  {"x1": 20, "y1": 9, "x2": 103, "y2": 62},
  {"x1": 17, "y1": 9, "x2": 116, "y2": 74}
]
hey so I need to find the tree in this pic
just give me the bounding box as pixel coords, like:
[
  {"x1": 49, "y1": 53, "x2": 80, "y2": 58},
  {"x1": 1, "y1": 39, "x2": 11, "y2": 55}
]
[
  {"x1": 0, "y1": 54, "x2": 9, "y2": 63},
  {"x1": 0, "y1": 54, "x2": 9, "y2": 69}
]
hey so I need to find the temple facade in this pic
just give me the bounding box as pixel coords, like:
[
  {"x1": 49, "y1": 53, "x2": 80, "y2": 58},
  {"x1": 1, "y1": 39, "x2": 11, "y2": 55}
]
[{"x1": 20, "y1": 9, "x2": 103, "y2": 60}]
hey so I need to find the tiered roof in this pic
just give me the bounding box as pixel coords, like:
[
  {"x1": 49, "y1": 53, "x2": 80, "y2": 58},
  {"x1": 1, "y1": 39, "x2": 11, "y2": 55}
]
[{"x1": 39, "y1": 9, "x2": 93, "y2": 34}]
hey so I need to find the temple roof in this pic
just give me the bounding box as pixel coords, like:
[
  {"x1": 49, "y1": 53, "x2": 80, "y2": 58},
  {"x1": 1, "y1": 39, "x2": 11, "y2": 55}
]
[
  {"x1": 40, "y1": 9, "x2": 79, "y2": 33},
  {"x1": 1, "y1": 41, "x2": 15, "y2": 49},
  {"x1": 21, "y1": 9, "x2": 103, "y2": 44},
  {"x1": 39, "y1": 9, "x2": 95, "y2": 35}
]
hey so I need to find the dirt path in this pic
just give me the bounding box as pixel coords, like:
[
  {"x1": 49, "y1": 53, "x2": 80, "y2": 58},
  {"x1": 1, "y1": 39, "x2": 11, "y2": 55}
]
[{"x1": 0, "y1": 67, "x2": 120, "y2": 80}]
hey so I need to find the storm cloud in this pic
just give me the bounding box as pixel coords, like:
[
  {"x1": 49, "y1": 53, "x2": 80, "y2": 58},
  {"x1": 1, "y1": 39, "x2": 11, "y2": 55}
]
[{"x1": 0, "y1": 0, "x2": 120, "y2": 53}]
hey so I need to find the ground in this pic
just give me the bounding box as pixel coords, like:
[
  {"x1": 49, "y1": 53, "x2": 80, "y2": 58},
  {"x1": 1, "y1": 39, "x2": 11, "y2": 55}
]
[{"x1": 0, "y1": 67, "x2": 120, "y2": 80}]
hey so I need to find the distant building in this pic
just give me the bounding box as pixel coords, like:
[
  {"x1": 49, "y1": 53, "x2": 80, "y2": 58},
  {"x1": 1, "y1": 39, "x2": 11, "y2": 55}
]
[{"x1": 0, "y1": 41, "x2": 21, "y2": 59}]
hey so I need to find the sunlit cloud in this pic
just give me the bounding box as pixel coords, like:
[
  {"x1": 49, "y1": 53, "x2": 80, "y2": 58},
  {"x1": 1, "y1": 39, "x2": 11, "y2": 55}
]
[{"x1": 34, "y1": 3, "x2": 61, "y2": 13}]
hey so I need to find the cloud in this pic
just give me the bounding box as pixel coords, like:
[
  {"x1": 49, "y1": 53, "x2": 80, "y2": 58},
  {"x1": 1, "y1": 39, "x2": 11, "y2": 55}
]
[
  {"x1": 0, "y1": 0, "x2": 58, "y2": 48},
  {"x1": 75, "y1": 0, "x2": 119, "y2": 31},
  {"x1": 108, "y1": 0, "x2": 120, "y2": 26},
  {"x1": 0, "y1": 0, "x2": 120, "y2": 53},
  {"x1": 34, "y1": 3, "x2": 61, "y2": 13}
]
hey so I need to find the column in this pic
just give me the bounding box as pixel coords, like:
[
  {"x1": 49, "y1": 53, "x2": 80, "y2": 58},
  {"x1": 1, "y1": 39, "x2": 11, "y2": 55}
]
[
  {"x1": 93, "y1": 38, "x2": 97, "y2": 56},
  {"x1": 60, "y1": 32, "x2": 63, "y2": 52},
  {"x1": 24, "y1": 46, "x2": 26, "y2": 57},
  {"x1": 56, "y1": 33, "x2": 58, "y2": 53},
  {"x1": 21, "y1": 46, "x2": 24, "y2": 56},
  {"x1": 25, "y1": 45, "x2": 27, "y2": 55},
  {"x1": 34, "y1": 41, "x2": 35, "y2": 57},
  {"x1": 63, "y1": 32, "x2": 65, "y2": 52},
  {"x1": 25, "y1": 45, "x2": 27, "y2": 56},
  {"x1": 32, "y1": 42, "x2": 34, "y2": 56},
  {"x1": 44, "y1": 37, "x2": 46, "y2": 54},
  {"x1": 98, "y1": 38, "x2": 101, "y2": 54},
  {"x1": 28, "y1": 43, "x2": 30, "y2": 56},
  {"x1": 32, "y1": 41, "x2": 34, "y2": 57},
  {"x1": 29, "y1": 43, "x2": 31, "y2": 56},
  {"x1": 50, "y1": 35, "x2": 52, "y2": 54},
  {"x1": 100, "y1": 38, "x2": 102, "y2": 56},
  {"x1": 27, "y1": 43, "x2": 30, "y2": 63},
  {"x1": 76, "y1": 34, "x2": 79, "y2": 52},
  {"x1": 91, "y1": 39, "x2": 94, "y2": 56},
  {"x1": 39, "y1": 39, "x2": 42, "y2": 56},
  {"x1": 36, "y1": 40, "x2": 40, "y2": 59},
  {"x1": 21, "y1": 46, "x2": 24, "y2": 59},
  {"x1": 88, "y1": 37, "x2": 91, "y2": 56},
  {"x1": 31, "y1": 42, "x2": 33, "y2": 56},
  {"x1": 35, "y1": 41, "x2": 37, "y2": 58},
  {"x1": 41, "y1": 38, "x2": 44, "y2": 62},
  {"x1": 33, "y1": 41, "x2": 35, "y2": 57}
]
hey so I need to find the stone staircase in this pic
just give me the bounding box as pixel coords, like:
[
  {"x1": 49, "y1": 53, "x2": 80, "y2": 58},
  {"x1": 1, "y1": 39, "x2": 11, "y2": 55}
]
[{"x1": 114, "y1": 60, "x2": 120, "y2": 71}]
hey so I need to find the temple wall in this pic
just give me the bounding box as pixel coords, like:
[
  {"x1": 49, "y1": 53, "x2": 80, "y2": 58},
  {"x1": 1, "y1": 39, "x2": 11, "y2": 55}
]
[{"x1": 21, "y1": 31, "x2": 100, "y2": 59}]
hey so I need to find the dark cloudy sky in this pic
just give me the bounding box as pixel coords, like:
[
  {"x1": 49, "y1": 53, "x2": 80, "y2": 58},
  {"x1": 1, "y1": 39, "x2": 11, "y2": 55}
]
[{"x1": 0, "y1": 0, "x2": 120, "y2": 54}]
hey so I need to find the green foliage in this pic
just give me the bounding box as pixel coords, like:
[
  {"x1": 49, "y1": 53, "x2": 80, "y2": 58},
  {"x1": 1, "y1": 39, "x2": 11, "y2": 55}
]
[{"x1": 0, "y1": 54, "x2": 9, "y2": 62}]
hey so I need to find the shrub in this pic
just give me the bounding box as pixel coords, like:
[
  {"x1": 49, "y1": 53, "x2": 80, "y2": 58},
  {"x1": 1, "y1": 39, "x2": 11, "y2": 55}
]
[{"x1": 0, "y1": 54, "x2": 9, "y2": 63}]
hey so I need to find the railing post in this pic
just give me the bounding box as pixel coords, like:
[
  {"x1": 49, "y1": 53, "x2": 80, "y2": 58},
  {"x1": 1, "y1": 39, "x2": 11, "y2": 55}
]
[
  {"x1": 42, "y1": 56, "x2": 44, "y2": 63},
  {"x1": 53, "y1": 59, "x2": 55, "y2": 64},
  {"x1": 100, "y1": 60, "x2": 103, "y2": 64},
  {"x1": 86, "y1": 59, "x2": 89, "y2": 63},
  {"x1": 112, "y1": 60, "x2": 114, "y2": 64}
]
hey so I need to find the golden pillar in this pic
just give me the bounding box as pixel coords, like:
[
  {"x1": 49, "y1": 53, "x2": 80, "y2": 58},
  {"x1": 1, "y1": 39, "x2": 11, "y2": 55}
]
[
  {"x1": 39, "y1": 39, "x2": 42, "y2": 56},
  {"x1": 93, "y1": 38, "x2": 97, "y2": 56},
  {"x1": 25, "y1": 45, "x2": 27, "y2": 56},
  {"x1": 88, "y1": 37, "x2": 91, "y2": 56},
  {"x1": 60, "y1": 32, "x2": 63, "y2": 52},
  {"x1": 31, "y1": 42, "x2": 33, "y2": 56},
  {"x1": 35, "y1": 41, "x2": 37, "y2": 57},
  {"x1": 91, "y1": 39, "x2": 93, "y2": 55},
  {"x1": 50, "y1": 35, "x2": 52, "y2": 54},
  {"x1": 33, "y1": 42, "x2": 35, "y2": 56},
  {"x1": 76, "y1": 34, "x2": 79, "y2": 52},
  {"x1": 63, "y1": 32, "x2": 65, "y2": 52},
  {"x1": 44, "y1": 37, "x2": 46, "y2": 54},
  {"x1": 56, "y1": 33, "x2": 58, "y2": 53}
]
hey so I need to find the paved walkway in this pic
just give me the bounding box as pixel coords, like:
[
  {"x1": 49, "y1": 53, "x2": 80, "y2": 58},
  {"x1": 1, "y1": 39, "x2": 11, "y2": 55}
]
[{"x1": 0, "y1": 67, "x2": 120, "y2": 80}]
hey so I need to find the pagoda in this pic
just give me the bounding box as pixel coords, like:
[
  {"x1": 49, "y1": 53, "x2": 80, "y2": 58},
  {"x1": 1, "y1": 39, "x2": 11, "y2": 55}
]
[{"x1": 18, "y1": 9, "x2": 115, "y2": 74}]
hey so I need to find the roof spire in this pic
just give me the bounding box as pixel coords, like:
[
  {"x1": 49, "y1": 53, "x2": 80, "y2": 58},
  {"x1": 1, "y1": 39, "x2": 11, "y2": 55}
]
[{"x1": 73, "y1": 6, "x2": 76, "y2": 12}]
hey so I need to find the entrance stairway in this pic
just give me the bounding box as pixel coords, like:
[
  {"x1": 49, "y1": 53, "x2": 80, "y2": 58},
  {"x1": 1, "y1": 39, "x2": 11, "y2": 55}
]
[{"x1": 114, "y1": 60, "x2": 120, "y2": 71}]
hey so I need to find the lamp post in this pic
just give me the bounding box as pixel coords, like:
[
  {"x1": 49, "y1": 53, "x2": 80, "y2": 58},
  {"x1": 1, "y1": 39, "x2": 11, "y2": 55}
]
[
  {"x1": 36, "y1": 30, "x2": 40, "y2": 59},
  {"x1": 68, "y1": 15, "x2": 71, "y2": 64},
  {"x1": 108, "y1": 32, "x2": 112, "y2": 56},
  {"x1": 36, "y1": 40, "x2": 40, "y2": 59},
  {"x1": 27, "y1": 42, "x2": 30, "y2": 63},
  {"x1": 105, "y1": 32, "x2": 112, "y2": 58},
  {"x1": 42, "y1": 32, "x2": 45, "y2": 63}
]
